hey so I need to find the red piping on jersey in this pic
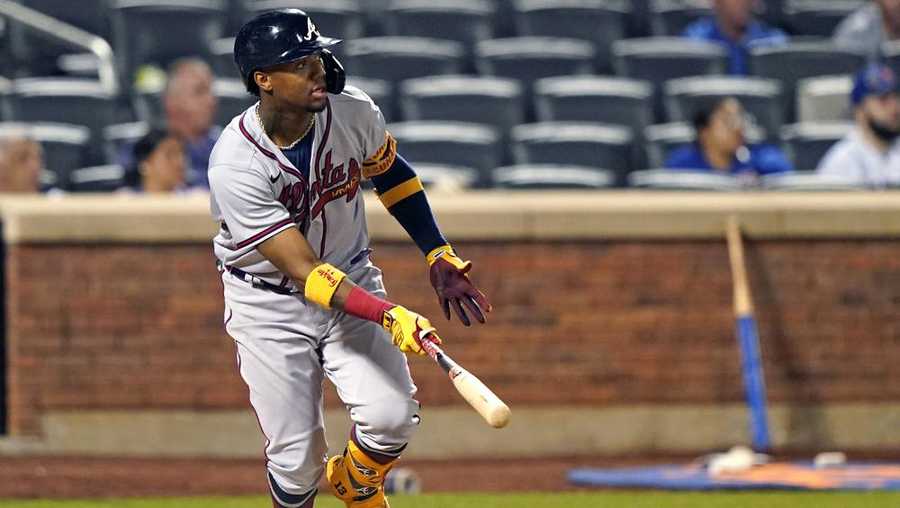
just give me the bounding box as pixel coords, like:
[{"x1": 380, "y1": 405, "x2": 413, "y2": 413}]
[
  {"x1": 314, "y1": 99, "x2": 333, "y2": 258},
  {"x1": 238, "y1": 112, "x2": 308, "y2": 184},
  {"x1": 235, "y1": 217, "x2": 294, "y2": 249}
]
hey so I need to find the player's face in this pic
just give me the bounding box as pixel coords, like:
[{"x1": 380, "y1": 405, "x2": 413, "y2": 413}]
[{"x1": 263, "y1": 54, "x2": 328, "y2": 113}]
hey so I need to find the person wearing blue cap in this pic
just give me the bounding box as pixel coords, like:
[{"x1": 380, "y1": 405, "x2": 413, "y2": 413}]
[{"x1": 817, "y1": 63, "x2": 900, "y2": 188}]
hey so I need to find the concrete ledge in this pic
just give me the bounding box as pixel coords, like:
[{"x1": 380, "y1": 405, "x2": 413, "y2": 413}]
[
  {"x1": 2, "y1": 403, "x2": 896, "y2": 458},
  {"x1": 2, "y1": 191, "x2": 900, "y2": 244}
]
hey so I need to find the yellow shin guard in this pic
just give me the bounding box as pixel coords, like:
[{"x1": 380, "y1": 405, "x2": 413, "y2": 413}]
[{"x1": 326, "y1": 440, "x2": 396, "y2": 508}]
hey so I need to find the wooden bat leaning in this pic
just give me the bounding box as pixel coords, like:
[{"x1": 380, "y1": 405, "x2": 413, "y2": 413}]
[
  {"x1": 725, "y1": 215, "x2": 771, "y2": 451},
  {"x1": 419, "y1": 335, "x2": 511, "y2": 429}
]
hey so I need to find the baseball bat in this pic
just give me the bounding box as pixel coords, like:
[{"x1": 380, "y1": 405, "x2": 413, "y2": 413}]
[
  {"x1": 725, "y1": 215, "x2": 771, "y2": 451},
  {"x1": 419, "y1": 336, "x2": 511, "y2": 428}
]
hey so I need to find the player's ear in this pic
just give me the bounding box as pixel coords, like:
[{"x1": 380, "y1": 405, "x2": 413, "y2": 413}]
[{"x1": 254, "y1": 70, "x2": 273, "y2": 94}]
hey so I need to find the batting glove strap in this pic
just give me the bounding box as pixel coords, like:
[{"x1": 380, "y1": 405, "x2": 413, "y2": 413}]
[
  {"x1": 426, "y1": 244, "x2": 471, "y2": 272},
  {"x1": 382, "y1": 305, "x2": 441, "y2": 355}
]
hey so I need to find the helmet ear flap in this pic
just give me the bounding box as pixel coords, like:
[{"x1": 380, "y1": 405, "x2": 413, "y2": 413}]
[{"x1": 321, "y1": 49, "x2": 345, "y2": 94}]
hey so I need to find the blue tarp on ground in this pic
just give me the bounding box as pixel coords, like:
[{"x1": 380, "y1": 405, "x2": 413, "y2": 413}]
[{"x1": 569, "y1": 463, "x2": 900, "y2": 491}]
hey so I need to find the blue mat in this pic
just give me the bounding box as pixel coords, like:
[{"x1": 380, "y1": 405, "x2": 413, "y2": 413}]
[{"x1": 569, "y1": 463, "x2": 900, "y2": 491}]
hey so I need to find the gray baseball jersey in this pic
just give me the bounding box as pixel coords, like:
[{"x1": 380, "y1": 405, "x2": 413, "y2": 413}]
[{"x1": 207, "y1": 87, "x2": 418, "y2": 498}]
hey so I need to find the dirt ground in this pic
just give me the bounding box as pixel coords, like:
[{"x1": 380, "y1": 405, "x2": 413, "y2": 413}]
[{"x1": 0, "y1": 455, "x2": 666, "y2": 499}]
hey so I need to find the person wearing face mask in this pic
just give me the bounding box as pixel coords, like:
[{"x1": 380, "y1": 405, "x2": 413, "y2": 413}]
[
  {"x1": 665, "y1": 96, "x2": 793, "y2": 178},
  {"x1": 817, "y1": 63, "x2": 900, "y2": 188}
]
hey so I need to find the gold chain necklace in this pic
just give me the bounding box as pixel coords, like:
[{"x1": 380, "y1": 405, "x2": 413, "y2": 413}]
[{"x1": 256, "y1": 104, "x2": 315, "y2": 150}]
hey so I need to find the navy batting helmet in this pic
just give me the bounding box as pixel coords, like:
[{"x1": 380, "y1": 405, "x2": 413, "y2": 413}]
[{"x1": 234, "y1": 9, "x2": 345, "y2": 96}]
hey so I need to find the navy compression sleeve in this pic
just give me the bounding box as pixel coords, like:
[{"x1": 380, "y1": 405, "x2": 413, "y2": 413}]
[{"x1": 370, "y1": 154, "x2": 447, "y2": 255}]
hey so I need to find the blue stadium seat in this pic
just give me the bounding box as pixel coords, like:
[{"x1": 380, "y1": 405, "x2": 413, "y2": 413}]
[
  {"x1": 760, "y1": 171, "x2": 863, "y2": 191},
  {"x1": 388, "y1": 121, "x2": 502, "y2": 186},
  {"x1": 385, "y1": 0, "x2": 496, "y2": 56},
  {"x1": 210, "y1": 37, "x2": 239, "y2": 79},
  {"x1": 492, "y1": 164, "x2": 616, "y2": 189},
  {"x1": 214, "y1": 78, "x2": 255, "y2": 127},
  {"x1": 346, "y1": 78, "x2": 394, "y2": 122},
  {"x1": 796, "y1": 74, "x2": 852, "y2": 123},
  {"x1": 783, "y1": 0, "x2": 864, "y2": 37},
  {"x1": 68, "y1": 164, "x2": 126, "y2": 192},
  {"x1": 628, "y1": 169, "x2": 743, "y2": 190},
  {"x1": 242, "y1": 0, "x2": 366, "y2": 44},
  {"x1": 400, "y1": 75, "x2": 524, "y2": 133},
  {"x1": 511, "y1": 122, "x2": 633, "y2": 185},
  {"x1": 780, "y1": 122, "x2": 852, "y2": 171},
  {"x1": 6, "y1": 78, "x2": 116, "y2": 165},
  {"x1": 111, "y1": 0, "x2": 228, "y2": 89},
  {"x1": 663, "y1": 76, "x2": 784, "y2": 138},
  {"x1": 0, "y1": 122, "x2": 90, "y2": 189},
  {"x1": 612, "y1": 37, "x2": 728, "y2": 84},
  {"x1": 534, "y1": 76, "x2": 653, "y2": 131},
  {"x1": 8, "y1": 0, "x2": 112, "y2": 77},
  {"x1": 343, "y1": 37, "x2": 466, "y2": 86},
  {"x1": 649, "y1": 0, "x2": 713, "y2": 36},
  {"x1": 511, "y1": 0, "x2": 630, "y2": 73},
  {"x1": 749, "y1": 41, "x2": 864, "y2": 123}
]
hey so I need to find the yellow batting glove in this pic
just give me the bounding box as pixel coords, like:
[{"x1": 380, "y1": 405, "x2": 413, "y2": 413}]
[
  {"x1": 426, "y1": 244, "x2": 472, "y2": 271},
  {"x1": 381, "y1": 305, "x2": 441, "y2": 355}
]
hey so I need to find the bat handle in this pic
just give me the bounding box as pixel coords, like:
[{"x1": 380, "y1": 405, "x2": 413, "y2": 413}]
[{"x1": 419, "y1": 335, "x2": 461, "y2": 378}]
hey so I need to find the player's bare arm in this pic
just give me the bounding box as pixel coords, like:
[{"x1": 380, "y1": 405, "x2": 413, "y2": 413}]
[{"x1": 258, "y1": 226, "x2": 441, "y2": 356}]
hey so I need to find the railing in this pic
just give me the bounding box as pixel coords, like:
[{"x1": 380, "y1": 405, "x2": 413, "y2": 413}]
[{"x1": 0, "y1": 0, "x2": 117, "y2": 95}]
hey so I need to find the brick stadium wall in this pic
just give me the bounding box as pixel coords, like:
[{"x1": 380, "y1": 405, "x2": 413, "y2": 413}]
[{"x1": 6, "y1": 239, "x2": 900, "y2": 436}]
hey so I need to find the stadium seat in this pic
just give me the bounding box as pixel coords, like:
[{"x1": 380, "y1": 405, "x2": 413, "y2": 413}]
[
  {"x1": 8, "y1": 0, "x2": 112, "y2": 77},
  {"x1": 628, "y1": 168, "x2": 743, "y2": 190},
  {"x1": 6, "y1": 78, "x2": 116, "y2": 165},
  {"x1": 749, "y1": 41, "x2": 864, "y2": 123},
  {"x1": 210, "y1": 37, "x2": 239, "y2": 79},
  {"x1": 68, "y1": 164, "x2": 126, "y2": 192},
  {"x1": 796, "y1": 75, "x2": 852, "y2": 123},
  {"x1": 612, "y1": 37, "x2": 728, "y2": 83},
  {"x1": 780, "y1": 122, "x2": 852, "y2": 171},
  {"x1": 782, "y1": 0, "x2": 864, "y2": 38},
  {"x1": 534, "y1": 76, "x2": 654, "y2": 132},
  {"x1": 881, "y1": 40, "x2": 900, "y2": 82},
  {"x1": 214, "y1": 79, "x2": 255, "y2": 127},
  {"x1": 476, "y1": 37, "x2": 595, "y2": 89},
  {"x1": 399, "y1": 75, "x2": 524, "y2": 133},
  {"x1": 0, "y1": 122, "x2": 90, "y2": 189},
  {"x1": 343, "y1": 37, "x2": 466, "y2": 85},
  {"x1": 510, "y1": 122, "x2": 633, "y2": 185},
  {"x1": 663, "y1": 76, "x2": 784, "y2": 138},
  {"x1": 103, "y1": 121, "x2": 148, "y2": 168},
  {"x1": 758, "y1": 0, "x2": 787, "y2": 30},
  {"x1": 384, "y1": 0, "x2": 495, "y2": 55},
  {"x1": 242, "y1": 0, "x2": 366, "y2": 43},
  {"x1": 492, "y1": 164, "x2": 616, "y2": 189},
  {"x1": 346, "y1": 77, "x2": 394, "y2": 122},
  {"x1": 410, "y1": 163, "x2": 480, "y2": 190},
  {"x1": 111, "y1": 0, "x2": 228, "y2": 89},
  {"x1": 760, "y1": 171, "x2": 863, "y2": 191},
  {"x1": 511, "y1": 0, "x2": 630, "y2": 73},
  {"x1": 644, "y1": 121, "x2": 765, "y2": 168},
  {"x1": 388, "y1": 121, "x2": 502, "y2": 186},
  {"x1": 649, "y1": 0, "x2": 713, "y2": 36}
]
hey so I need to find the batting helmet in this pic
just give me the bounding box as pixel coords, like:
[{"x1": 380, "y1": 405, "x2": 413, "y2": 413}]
[{"x1": 234, "y1": 9, "x2": 345, "y2": 96}]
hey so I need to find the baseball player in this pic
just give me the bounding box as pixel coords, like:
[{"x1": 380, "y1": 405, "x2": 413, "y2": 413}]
[{"x1": 208, "y1": 9, "x2": 491, "y2": 508}]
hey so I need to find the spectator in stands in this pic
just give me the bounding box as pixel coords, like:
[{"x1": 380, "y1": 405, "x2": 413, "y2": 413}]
[
  {"x1": 162, "y1": 58, "x2": 220, "y2": 188},
  {"x1": 0, "y1": 137, "x2": 43, "y2": 193},
  {"x1": 817, "y1": 63, "x2": 900, "y2": 187},
  {"x1": 682, "y1": 0, "x2": 787, "y2": 75},
  {"x1": 834, "y1": 0, "x2": 900, "y2": 61},
  {"x1": 125, "y1": 128, "x2": 187, "y2": 193},
  {"x1": 666, "y1": 97, "x2": 793, "y2": 178}
]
